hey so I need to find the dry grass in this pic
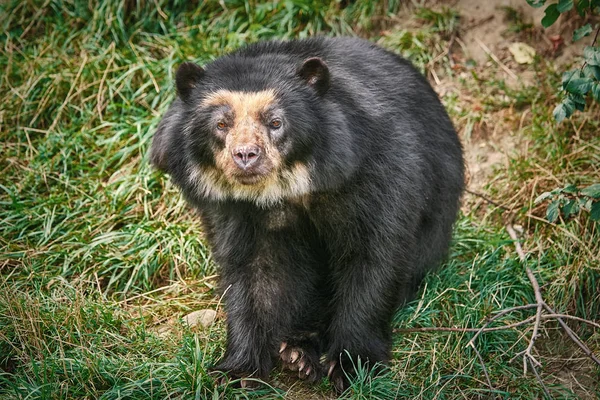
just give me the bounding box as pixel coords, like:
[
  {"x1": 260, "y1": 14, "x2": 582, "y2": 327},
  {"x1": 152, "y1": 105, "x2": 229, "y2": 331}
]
[{"x1": 1, "y1": 1, "x2": 599, "y2": 399}]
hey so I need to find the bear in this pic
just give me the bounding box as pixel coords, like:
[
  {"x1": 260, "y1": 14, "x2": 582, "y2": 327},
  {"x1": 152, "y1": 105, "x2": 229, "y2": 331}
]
[{"x1": 150, "y1": 37, "x2": 464, "y2": 392}]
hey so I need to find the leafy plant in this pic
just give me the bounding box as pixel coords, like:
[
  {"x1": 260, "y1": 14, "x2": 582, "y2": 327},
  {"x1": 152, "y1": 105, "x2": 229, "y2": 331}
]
[
  {"x1": 526, "y1": 0, "x2": 600, "y2": 121},
  {"x1": 535, "y1": 183, "x2": 600, "y2": 222}
]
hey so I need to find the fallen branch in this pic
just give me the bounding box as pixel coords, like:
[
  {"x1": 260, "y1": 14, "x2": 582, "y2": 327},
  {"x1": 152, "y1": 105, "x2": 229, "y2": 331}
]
[
  {"x1": 475, "y1": 38, "x2": 518, "y2": 80},
  {"x1": 397, "y1": 206, "x2": 600, "y2": 395},
  {"x1": 465, "y1": 188, "x2": 512, "y2": 211},
  {"x1": 469, "y1": 341, "x2": 494, "y2": 392},
  {"x1": 505, "y1": 223, "x2": 600, "y2": 369}
]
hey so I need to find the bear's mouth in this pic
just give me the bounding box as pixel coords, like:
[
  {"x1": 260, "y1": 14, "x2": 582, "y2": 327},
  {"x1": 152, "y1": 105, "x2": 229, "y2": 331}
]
[
  {"x1": 229, "y1": 159, "x2": 274, "y2": 186},
  {"x1": 234, "y1": 174, "x2": 265, "y2": 185},
  {"x1": 230, "y1": 169, "x2": 270, "y2": 186}
]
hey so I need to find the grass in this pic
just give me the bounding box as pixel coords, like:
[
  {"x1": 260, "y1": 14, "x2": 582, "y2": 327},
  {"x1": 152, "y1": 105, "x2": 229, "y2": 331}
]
[{"x1": 1, "y1": 0, "x2": 599, "y2": 398}]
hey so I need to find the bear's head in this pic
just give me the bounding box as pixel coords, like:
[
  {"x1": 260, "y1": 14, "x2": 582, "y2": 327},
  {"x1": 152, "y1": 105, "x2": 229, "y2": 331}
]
[{"x1": 151, "y1": 56, "x2": 332, "y2": 206}]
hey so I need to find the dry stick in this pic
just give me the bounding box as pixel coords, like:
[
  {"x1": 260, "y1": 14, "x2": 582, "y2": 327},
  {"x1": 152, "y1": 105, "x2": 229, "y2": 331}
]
[
  {"x1": 528, "y1": 358, "x2": 551, "y2": 399},
  {"x1": 399, "y1": 194, "x2": 600, "y2": 392},
  {"x1": 469, "y1": 342, "x2": 494, "y2": 392},
  {"x1": 475, "y1": 38, "x2": 518, "y2": 80},
  {"x1": 542, "y1": 314, "x2": 600, "y2": 329},
  {"x1": 468, "y1": 304, "x2": 540, "y2": 345},
  {"x1": 395, "y1": 313, "x2": 600, "y2": 334},
  {"x1": 505, "y1": 223, "x2": 554, "y2": 393},
  {"x1": 542, "y1": 303, "x2": 600, "y2": 366},
  {"x1": 506, "y1": 224, "x2": 600, "y2": 368},
  {"x1": 525, "y1": 258, "x2": 544, "y2": 370},
  {"x1": 395, "y1": 315, "x2": 536, "y2": 333},
  {"x1": 465, "y1": 188, "x2": 512, "y2": 211}
]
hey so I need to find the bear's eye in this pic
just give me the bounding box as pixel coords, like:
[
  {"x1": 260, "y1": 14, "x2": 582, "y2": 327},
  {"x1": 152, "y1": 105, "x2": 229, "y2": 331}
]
[
  {"x1": 269, "y1": 119, "x2": 282, "y2": 129},
  {"x1": 216, "y1": 121, "x2": 227, "y2": 130}
]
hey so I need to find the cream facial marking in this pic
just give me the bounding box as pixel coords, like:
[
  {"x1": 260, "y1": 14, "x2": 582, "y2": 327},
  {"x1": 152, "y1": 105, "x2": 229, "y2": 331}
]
[
  {"x1": 187, "y1": 162, "x2": 312, "y2": 207},
  {"x1": 200, "y1": 89, "x2": 283, "y2": 184},
  {"x1": 201, "y1": 89, "x2": 277, "y2": 119},
  {"x1": 187, "y1": 89, "x2": 311, "y2": 205}
]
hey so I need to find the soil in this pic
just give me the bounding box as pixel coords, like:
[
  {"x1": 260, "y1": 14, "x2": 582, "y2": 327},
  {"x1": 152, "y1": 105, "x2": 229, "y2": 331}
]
[{"x1": 441, "y1": 0, "x2": 588, "y2": 194}]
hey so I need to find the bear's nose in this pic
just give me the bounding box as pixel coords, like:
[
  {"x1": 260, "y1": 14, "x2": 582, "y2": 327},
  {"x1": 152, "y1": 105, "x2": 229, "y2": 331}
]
[{"x1": 232, "y1": 145, "x2": 262, "y2": 169}]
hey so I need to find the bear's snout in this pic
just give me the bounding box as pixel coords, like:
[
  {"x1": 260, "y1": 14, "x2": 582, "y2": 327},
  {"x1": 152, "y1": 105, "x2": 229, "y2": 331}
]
[{"x1": 232, "y1": 144, "x2": 262, "y2": 170}]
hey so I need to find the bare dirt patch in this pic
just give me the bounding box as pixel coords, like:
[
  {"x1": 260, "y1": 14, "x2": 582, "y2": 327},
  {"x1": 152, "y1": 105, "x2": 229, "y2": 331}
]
[{"x1": 434, "y1": 0, "x2": 589, "y2": 195}]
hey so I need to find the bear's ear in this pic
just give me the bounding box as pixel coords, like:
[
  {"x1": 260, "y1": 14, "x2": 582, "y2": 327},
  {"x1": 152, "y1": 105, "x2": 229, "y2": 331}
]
[
  {"x1": 297, "y1": 57, "x2": 330, "y2": 95},
  {"x1": 176, "y1": 62, "x2": 204, "y2": 101},
  {"x1": 150, "y1": 100, "x2": 183, "y2": 173}
]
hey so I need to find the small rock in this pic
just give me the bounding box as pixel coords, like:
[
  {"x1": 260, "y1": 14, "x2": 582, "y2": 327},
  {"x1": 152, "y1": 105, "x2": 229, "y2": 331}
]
[
  {"x1": 183, "y1": 309, "x2": 217, "y2": 328},
  {"x1": 508, "y1": 42, "x2": 536, "y2": 65},
  {"x1": 155, "y1": 324, "x2": 172, "y2": 338}
]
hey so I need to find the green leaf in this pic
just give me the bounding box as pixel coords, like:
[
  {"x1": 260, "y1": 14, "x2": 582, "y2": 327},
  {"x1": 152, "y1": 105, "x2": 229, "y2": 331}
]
[
  {"x1": 581, "y1": 183, "x2": 600, "y2": 198},
  {"x1": 590, "y1": 201, "x2": 600, "y2": 221},
  {"x1": 573, "y1": 23, "x2": 592, "y2": 41},
  {"x1": 553, "y1": 103, "x2": 568, "y2": 122},
  {"x1": 561, "y1": 199, "x2": 576, "y2": 218},
  {"x1": 557, "y1": 0, "x2": 574, "y2": 12},
  {"x1": 592, "y1": 83, "x2": 600, "y2": 102},
  {"x1": 527, "y1": 0, "x2": 548, "y2": 7},
  {"x1": 577, "y1": 0, "x2": 590, "y2": 16},
  {"x1": 553, "y1": 102, "x2": 569, "y2": 122},
  {"x1": 583, "y1": 65, "x2": 600, "y2": 80},
  {"x1": 584, "y1": 46, "x2": 600, "y2": 66},
  {"x1": 571, "y1": 200, "x2": 581, "y2": 215},
  {"x1": 565, "y1": 77, "x2": 593, "y2": 95},
  {"x1": 535, "y1": 191, "x2": 554, "y2": 203},
  {"x1": 562, "y1": 184, "x2": 578, "y2": 194},
  {"x1": 547, "y1": 200, "x2": 560, "y2": 222},
  {"x1": 554, "y1": 97, "x2": 579, "y2": 121},
  {"x1": 542, "y1": 4, "x2": 560, "y2": 27},
  {"x1": 569, "y1": 94, "x2": 586, "y2": 111},
  {"x1": 561, "y1": 69, "x2": 580, "y2": 90}
]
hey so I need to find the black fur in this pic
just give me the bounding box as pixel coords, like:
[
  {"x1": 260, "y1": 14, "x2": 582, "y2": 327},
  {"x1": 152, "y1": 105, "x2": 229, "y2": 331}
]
[{"x1": 151, "y1": 37, "x2": 464, "y2": 391}]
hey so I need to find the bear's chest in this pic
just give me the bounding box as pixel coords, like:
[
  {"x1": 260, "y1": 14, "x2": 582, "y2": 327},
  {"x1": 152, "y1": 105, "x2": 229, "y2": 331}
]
[{"x1": 263, "y1": 204, "x2": 302, "y2": 231}]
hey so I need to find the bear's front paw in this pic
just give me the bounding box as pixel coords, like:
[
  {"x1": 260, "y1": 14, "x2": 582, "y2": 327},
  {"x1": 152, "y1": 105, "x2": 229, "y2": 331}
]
[
  {"x1": 279, "y1": 341, "x2": 323, "y2": 383},
  {"x1": 326, "y1": 353, "x2": 387, "y2": 393},
  {"x1": 326, "y1": 359, "x2": 352, "y2": 393}
]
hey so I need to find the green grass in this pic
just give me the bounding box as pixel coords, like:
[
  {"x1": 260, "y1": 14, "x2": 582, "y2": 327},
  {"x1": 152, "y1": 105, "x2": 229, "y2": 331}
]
[{"x1": 1, "y1": 1, "x2": 599, "y2": 399}]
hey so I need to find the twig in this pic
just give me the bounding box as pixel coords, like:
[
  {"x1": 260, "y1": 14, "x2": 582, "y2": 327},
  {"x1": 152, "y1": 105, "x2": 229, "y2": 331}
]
[
  {"x1": 397, "y1": 191, "x2": 600, "y2": 393},
  {"x1": 428, "y1": 32, "x2": 457, "y2": 68},
  {"x1": 505, "y1": 222, "x2": 600, "y2": 371},
  {"x1": 465, "y1": 188, "x2": 512, "y2": 211},
  {"x1": 543, "y1": 303, "x2": 600, "y2": 366},
  {"x1": 468, "y1": 304, "x2": 540, "y2": 346},
  {"x1": 505, "y1": 224, "x2": 526, "y2": 261},
  {"x1": 396, "y1": 311, "x2": 600, "y2": 335},
  {"x1": 528, "y1": 358, "x2": 552, "y2": 399},
  {"x1": 463, "y1": 15, "x2": 495, "y2": 31},
  {"x1": 395, "y1": 315, "x2": 536, "y2": 334},
  {"x1": 542, "y1": 314, "x2": 600, "y2": 329},
  {"x1": 475, "y1": 38, "x2": 518, "y2": 80},
  {"x1": 469, "y1": 341, "x2": 494, "y2": 393}
]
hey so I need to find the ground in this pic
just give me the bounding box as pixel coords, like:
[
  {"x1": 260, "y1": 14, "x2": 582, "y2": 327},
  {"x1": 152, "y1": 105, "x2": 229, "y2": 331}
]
[{"x1": 1, "y1": 1, "x2": 599, "y2": 399}]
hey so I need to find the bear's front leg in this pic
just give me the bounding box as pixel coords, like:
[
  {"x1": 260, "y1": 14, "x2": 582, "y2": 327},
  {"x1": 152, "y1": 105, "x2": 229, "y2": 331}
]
[
  {"x1": 211, "y1": 277, "x2": 277, "y2": 385},
  {"x1": 323, "y1": 236, "x2": 419, "y2": 393},
  {"x1": 209, "y1": 205, "x2": 324, "y2": 386}
]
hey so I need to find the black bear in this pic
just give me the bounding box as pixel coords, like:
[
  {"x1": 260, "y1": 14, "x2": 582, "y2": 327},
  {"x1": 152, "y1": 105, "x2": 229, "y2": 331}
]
[{"x1": 150, "y1": 37, "x2": 464, "y2": 392}]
